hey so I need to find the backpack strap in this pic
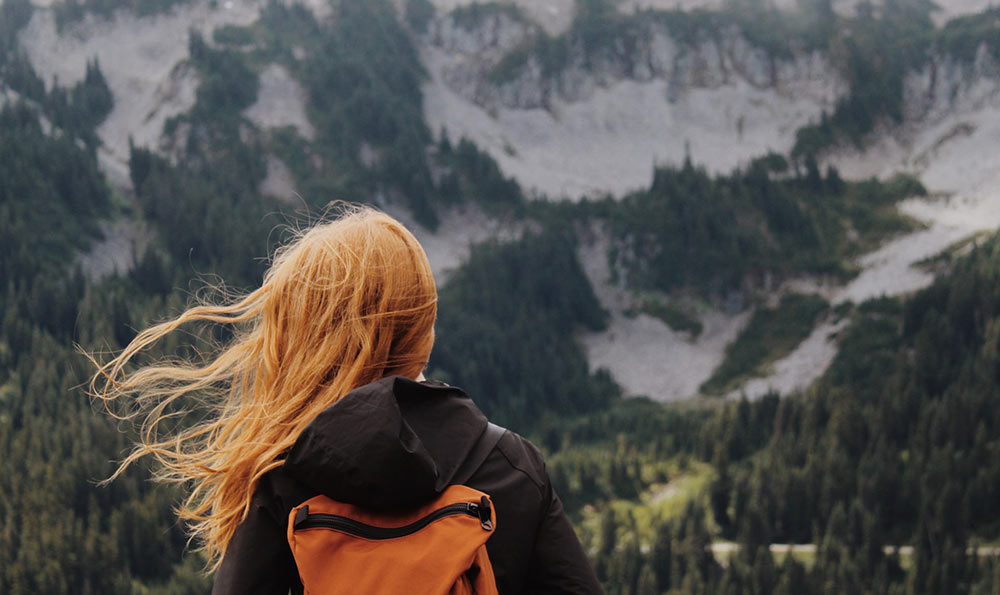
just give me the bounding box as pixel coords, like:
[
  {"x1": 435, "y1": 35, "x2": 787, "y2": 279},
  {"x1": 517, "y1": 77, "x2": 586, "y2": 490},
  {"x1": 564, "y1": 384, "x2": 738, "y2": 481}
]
[{"x1": 452, "y1": 422, "x2": 506, "y2": 486}]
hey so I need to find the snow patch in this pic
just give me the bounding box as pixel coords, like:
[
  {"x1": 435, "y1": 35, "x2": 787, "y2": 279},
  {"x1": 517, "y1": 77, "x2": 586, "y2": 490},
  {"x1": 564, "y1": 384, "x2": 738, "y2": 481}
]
[{"x1": 244, "y1": 63, "x2": 315, "y2": 140}]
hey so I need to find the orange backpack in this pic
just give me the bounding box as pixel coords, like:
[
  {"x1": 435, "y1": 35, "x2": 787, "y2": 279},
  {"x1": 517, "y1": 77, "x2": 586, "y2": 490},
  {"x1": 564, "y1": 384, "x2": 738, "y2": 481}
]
[{"x1": 286, "y1": 423, "x2": 505, "y2": 595}]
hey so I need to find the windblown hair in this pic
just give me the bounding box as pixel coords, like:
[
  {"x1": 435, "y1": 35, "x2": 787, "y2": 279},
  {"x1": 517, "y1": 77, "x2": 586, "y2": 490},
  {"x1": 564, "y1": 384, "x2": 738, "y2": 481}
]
[{"x1": 89, "y1": 206, "x2": 437, "y2": 568}]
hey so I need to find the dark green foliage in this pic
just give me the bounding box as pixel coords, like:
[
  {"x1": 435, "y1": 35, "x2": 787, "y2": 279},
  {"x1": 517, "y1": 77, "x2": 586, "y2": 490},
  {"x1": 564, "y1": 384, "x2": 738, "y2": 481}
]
[
  {"x1": 701, "y1": 293, "x2": 829, "y2": 394},
  {"x1": 0, "y1": 0, "x2": 32, "y2": 43},
  {"x1": 188, "y1": 31, "x2": 259, "y2": 116},
  {"x1": 0, "y1": 58, "x2": 208, "y2": 592},
  {"x1": 600, "y1": 159, "x2": 914, "y2": 297},
  {"x1": 0, "y1": 0, "x2": 45, "y2": 104},
  {"x1": 439, "y1": 135, "x2": 524, "y2": 210},
  {"x1": 449, "y1": 1, "x2": 524, "y2": 31},
  {"x1": 245, "y1": 0, "x2": 324, "y2": 64},
  {"x1": 227, "y1": 0, "x2": 513, "y2": 227},
  {"x1": 0, "y1": 103, "x2": 109, "y2": 287},
  {"x1": 718, "y1": 0, "x2": 799, "y2": 59},
  {"x1": 591, "y1": 501, "x2": 720, "y2": 594},
  {"x1": 212, "y1": 24, "x2": 257, "y2": 47},
  {"x1": 571, "y1": 0, "x2": 627, "y2": 67},
  {"x1": 129, "y1": 127, "x2": 275, "y2": 285},
  {"x1": 404, "y1": 0, "x2": 435, "y2": 34},
  {"x1": 607, "y1": 161, "x2": 766, "y2": 294},
  {"x1": 0, "y1": 280, "x2": 214, "y2": 593},
  {"x1": 430, "y1": 228, "x2": 617, "y2": 431},
  {"x1": 0, "y1": 50, "x2": 46, "y2": 102},
  {"x1": 694, "y1": 234, "x2": 1000, "y2": 593},
  {"x1": 561, "y1": 396, "x2": 709, "y2": 455},
  {"x1": 882, "y1": 172, "x2": 927, "y2": 200},
  {"x1": 300, "y1": 0, "x2": 438, "y2": 224},
  {"x1": 635, "y1": 296, "x2": 703, "y2": 337},
  {"x1": 792, "y1": 0, "x2": 937, "y2": 157},
  {"x1": 45, "y1": 59, "x2": 114, "y2": 145},
  {"x1": 936, "y1": 8, "x2": 1000, "y2": 62}
]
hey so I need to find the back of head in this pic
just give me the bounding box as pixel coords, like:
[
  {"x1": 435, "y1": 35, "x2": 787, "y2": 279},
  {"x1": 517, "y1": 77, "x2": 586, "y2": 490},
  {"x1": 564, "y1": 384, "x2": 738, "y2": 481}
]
[
  {"x1": 260, "y1": 206, "x2": 437, "y2": 400},
  {"x1": 89, "y1": 205, "x2": 437, "y2": 567}
]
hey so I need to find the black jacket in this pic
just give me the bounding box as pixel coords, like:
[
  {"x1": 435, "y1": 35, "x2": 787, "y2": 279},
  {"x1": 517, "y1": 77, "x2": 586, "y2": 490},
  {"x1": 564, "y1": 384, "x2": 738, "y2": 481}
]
[{"x1": 211, "y1": 376, "x2": 603, "y2": 594}]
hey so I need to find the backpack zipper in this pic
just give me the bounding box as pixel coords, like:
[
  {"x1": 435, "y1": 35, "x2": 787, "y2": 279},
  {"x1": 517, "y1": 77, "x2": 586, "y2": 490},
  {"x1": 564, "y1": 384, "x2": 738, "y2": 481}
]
[{"x1": 294, "y1": 496, "x2": 493, "y2": 539}]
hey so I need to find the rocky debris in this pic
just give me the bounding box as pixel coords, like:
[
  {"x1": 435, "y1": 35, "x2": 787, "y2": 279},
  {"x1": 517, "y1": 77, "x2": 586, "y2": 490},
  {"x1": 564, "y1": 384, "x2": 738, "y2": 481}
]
[
  {"x1": 259, "y1": 154, "x2": 299, "y2": 204},
  {"x1": 243, "y1": 63, "x2": 315, "y2": 141},
  {"x1": 423, "y1": 40, "x2": 837, "y2": 199},
  {"x1": 578, "y1": 224, "x2": 751, "y2": 401},
  {"x1": 76, "y1": 217, "x2": 154, "y2": 281}
]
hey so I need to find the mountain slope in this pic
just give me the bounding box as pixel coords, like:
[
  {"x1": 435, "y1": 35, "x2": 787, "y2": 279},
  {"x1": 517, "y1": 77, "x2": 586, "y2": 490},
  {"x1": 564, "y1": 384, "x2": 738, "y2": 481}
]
[{"x1": 10, "y1": 0, "x2": 1000, "y2": 404}]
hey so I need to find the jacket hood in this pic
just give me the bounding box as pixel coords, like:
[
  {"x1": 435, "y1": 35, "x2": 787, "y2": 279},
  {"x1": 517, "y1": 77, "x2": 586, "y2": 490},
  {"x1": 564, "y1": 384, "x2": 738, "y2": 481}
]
[{"x1": 283, "y1": 376, "x2": 488, "y2": 511}]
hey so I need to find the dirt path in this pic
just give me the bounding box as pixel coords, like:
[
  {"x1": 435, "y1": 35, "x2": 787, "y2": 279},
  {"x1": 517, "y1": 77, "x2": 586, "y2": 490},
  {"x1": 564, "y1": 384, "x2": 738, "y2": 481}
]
[{"x1": 710, "y1": 542, "x2": 1000, "y2": 558}]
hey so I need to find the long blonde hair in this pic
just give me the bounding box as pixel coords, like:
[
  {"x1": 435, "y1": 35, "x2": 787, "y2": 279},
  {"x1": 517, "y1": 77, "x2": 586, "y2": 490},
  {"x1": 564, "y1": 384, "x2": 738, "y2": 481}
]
[{"x1": 89, "y1": 206, "x2": 437, "y2": 567}]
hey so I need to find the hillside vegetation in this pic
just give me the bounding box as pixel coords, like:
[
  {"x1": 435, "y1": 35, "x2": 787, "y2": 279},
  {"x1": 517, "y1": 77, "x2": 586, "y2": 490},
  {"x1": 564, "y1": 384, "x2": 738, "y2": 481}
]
[
  {"x1": 544, "y1": 234, "x2": 1000, "y2": 594},
  {"x1": 596, "y1": 158, "x2": 921, "y2": 296},
  {"x1": 3, "y1": 0, "x2": 1000, "y2": 593}
]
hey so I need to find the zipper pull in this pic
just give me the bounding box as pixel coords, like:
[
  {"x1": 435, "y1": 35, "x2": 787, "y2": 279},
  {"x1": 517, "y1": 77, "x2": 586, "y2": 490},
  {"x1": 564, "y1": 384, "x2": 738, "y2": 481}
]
[
  {"x1": 477, "y1": 496, "x2": 492, "y2": 530},
  {"x1": 294, "y1": 505, "x2": 310, "y2": 529}
]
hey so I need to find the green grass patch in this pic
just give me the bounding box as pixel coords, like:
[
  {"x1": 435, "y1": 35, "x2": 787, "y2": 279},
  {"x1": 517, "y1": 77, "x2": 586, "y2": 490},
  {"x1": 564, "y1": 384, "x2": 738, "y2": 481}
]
[
  {"x1": 578, "y1": 459, "x2": 715, "y2": 548},
  {"x1": 701, "y1": 293, "x2": 830, "y2": 395}
]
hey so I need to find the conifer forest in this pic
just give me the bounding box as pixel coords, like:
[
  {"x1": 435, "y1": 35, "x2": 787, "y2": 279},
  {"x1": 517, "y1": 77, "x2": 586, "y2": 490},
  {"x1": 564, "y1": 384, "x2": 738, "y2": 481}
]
[{"x1": 4, "y1": 0, "x2": 1000, "y2": 592}]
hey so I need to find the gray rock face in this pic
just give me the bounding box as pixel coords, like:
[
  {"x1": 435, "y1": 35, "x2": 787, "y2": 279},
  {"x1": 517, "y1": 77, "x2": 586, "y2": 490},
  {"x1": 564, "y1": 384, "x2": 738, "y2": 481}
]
[
  {"x1": 904, "y1": 45, "x2": 1000, "y2": 123},
  {"x1": 430, "y1": 9, "x2": 533, "y2": 57},
  {"x1": 427, "y1": 12, "x2": 844, "y2": 113}
]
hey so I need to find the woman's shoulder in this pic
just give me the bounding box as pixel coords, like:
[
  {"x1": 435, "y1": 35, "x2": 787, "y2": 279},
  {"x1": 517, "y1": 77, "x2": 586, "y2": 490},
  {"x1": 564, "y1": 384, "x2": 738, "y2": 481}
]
[
  {"x1": 490, "y1": 427, "x2": 550, "y2": 492},
  {"x1": 250, "y1": 466, "x2": 319, "y2": 526}
]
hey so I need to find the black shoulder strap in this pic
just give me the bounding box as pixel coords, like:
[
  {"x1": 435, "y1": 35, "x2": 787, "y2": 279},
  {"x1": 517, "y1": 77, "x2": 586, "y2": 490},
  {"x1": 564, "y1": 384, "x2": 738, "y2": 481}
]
[{"x1": 452, "y1": 422, "x2": 506, "y2": 486}]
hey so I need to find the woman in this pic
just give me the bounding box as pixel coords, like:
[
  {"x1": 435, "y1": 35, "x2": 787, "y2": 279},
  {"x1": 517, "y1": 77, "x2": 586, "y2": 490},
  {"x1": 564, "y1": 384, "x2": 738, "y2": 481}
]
[{"x1": 91, "y1": 206, "x2": 602, "y2": 594}]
